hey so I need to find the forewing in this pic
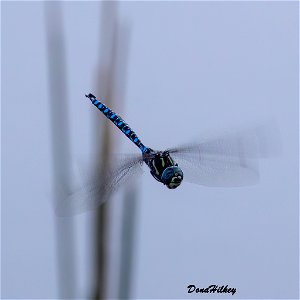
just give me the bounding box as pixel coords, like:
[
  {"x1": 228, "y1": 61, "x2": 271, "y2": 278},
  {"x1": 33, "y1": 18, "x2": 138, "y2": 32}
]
[
  {"x1": 56, "y1": 154, "x2": 143, "y2": 216},
  {"x1": 173, "y1": 152, "x2": 259, "y2": 187},
  {"x1": 168, "y1": 125, "x2": 278, "y2": 187}
]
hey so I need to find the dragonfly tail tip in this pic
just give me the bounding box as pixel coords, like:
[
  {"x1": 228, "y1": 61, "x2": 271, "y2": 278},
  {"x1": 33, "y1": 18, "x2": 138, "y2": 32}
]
[{"x1": 85, "y1": 93, "x2": 96, "y2": 99}]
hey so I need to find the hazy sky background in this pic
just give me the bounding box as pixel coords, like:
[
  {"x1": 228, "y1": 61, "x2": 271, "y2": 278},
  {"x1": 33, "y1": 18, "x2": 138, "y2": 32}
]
[{"x1": 2, "y1": 1, "x2": 298, "y2": 299}]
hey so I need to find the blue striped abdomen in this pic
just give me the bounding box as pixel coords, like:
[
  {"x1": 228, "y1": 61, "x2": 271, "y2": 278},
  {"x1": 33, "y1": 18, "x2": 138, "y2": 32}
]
[{"x1": 86, "y1": 93, "x2": 150, "y2": 154}]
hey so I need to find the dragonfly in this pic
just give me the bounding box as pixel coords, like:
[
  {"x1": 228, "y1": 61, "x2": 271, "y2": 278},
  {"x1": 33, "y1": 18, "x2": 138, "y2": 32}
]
[{"x1": 57, "y1": 93, "x2": 277, "y2": 215}]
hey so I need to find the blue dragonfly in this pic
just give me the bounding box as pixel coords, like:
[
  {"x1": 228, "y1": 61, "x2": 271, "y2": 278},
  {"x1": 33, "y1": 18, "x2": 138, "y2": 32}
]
[{"x1": 58, "y1": 93, "x2": 277, "y2": 215}]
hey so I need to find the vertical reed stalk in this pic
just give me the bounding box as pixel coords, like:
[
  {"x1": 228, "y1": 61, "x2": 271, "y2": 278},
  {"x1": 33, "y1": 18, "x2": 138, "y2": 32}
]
[
  {"x1": 45, "y1": 2, "x2": 76, "y2": 298},
  {"x1": 119, "y1": 183, "x2": 139, "y2": 299},
  {"x1": 92, "y1": 2, "x2": 117, "y2": 299}
]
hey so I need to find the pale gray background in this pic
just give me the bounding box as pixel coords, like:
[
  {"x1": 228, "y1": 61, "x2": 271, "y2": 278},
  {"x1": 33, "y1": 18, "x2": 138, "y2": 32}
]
[{"x1": 1, "y1": 1, "x2": 299, "y2": 299}]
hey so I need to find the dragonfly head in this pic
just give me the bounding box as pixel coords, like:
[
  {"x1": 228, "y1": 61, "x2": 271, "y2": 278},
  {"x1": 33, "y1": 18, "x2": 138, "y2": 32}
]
[{"x1": 161, "y1": 166, "x2": 183, "y2": 189}]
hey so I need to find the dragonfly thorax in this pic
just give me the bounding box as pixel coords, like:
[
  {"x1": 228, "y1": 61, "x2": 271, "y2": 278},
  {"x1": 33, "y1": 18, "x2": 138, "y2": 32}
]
[{"x1": 143, "y1": 150, "x2": 183, "y2": 189}]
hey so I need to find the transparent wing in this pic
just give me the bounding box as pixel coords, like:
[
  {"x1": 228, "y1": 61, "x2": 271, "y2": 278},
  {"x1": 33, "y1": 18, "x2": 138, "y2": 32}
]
[
  {"x1": 167, "y1": 124, "x2": 279, "y2": 187},
  {"x1": 56, "y1": 154, "x2": 144, "y2": 216},
  {"x1": 172, "y1": 152, "x2": 259, "y2": 187}
]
